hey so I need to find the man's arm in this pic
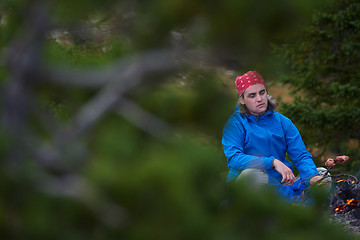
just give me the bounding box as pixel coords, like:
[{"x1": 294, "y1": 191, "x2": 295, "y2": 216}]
[
  {"x1": 222, "y1": 116, "x2": 274, "y2": 171},
  {"x1": 280, "y1": 115, "x2": 319, "y2": 183},
  {"x1": 273, "y1": 159, "x2": 295, "y2": 185}
]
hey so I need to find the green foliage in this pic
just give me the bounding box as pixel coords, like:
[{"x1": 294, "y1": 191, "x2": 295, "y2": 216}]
[
  {"x1": 44, "y1": 39, "x2": 129, "y2": 67},
  {"x1": 136, "y1": 70, "x2": 235, "y2": 138},
  {"x1": 86, "y1": 127, "x2": 225, "y2": 239},
  {"x1": 51, "y1": 0, "x2": 119, "y2": 22},
  {"x1": 44, "y1": 100, "x2": 69, "y2": 121},
  {"x1": 275, "y1": 0, "x2": 360, "y2": 153}
]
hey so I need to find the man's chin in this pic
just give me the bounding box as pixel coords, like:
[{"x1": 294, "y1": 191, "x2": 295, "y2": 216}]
[{"x1": 253, "y1": 109, "x2": 267, "y2": 116}]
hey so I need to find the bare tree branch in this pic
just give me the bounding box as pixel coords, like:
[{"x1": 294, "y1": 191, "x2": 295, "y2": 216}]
[
  {"x1": 44, "y1": 60, "x2": 132, "y2": 88},
  {"x1": 64, "y1": 48, "x2": 179, "y2": 139},
  {"x1": 1, "y1": 1, "x2": 188, "y2": 213},
  {"x1": 34, "y1": 49, "x2": 180, "y2": 171},
  {"x1": 115, "y1": 97, "x2": 173, "y2": 139},
  {"x1": 43, "y1": 48, "x2": 182, "y2": 88},
  {"x1": 2, "y1": 1, "x2": 50, "y2": 168}
]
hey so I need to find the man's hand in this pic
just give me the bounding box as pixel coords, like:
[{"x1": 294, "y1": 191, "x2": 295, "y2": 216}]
[
  {"x1": 273, "y1": 159, "x2": 295, "y2": 185},
  {"x1": 310, "y1": 175, "x2": 323, "y2": 185}
]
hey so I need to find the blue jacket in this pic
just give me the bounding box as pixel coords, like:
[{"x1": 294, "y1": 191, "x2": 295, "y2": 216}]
[{"x1": 222, "y1": 106, "x2": 319, "y2": 202}]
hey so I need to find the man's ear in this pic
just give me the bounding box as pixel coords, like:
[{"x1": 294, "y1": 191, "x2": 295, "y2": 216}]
[{"x1": 239, "y1": 97, "x2": 245, "y2": 105}]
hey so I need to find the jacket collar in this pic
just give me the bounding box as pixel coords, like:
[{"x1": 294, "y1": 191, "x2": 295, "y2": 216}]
[{"x1": 242, "y1": 110, "x2": 273, "y2": 121}]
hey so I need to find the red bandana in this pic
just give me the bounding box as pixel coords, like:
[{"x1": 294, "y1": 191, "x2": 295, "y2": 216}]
[{"x1": 235, "y1": 71, "x2": 266, "y2": 96}]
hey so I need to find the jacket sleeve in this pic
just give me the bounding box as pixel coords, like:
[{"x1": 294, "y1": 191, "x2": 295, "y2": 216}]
[
  {"x1": 222, "y1": 115, "x2": 275, "y2": 171},
  {"x1": 281, "y1": 116, "x2": 319, "y2": 183}
]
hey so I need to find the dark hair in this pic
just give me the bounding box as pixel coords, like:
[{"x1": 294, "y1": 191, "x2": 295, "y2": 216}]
[{"x1": 237, "y1": 93, "x2": 279, "y2": 115}]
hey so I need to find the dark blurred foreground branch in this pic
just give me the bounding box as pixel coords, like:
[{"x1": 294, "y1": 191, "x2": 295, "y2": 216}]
[
  {"x1": 115, "y1": 97, "x2": 173, "y2": 139},
  {"x1": 1, "y1": 1, "x2": 184, "y2": 214},
  {"x1": 67, "y1": 48, "x2": 179, "y2": 138},
  {"x1": 2, "y1": 1, "x2": 50, "y2": 169},
  {"x1": 35, "y1": 48, "x2": 179, "y2": 172},
  {"x1": 44, "y1": 49, "x2": 177, "y2": 88}
]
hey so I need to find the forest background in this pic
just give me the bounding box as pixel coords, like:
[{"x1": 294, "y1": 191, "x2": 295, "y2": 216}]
[{"x1": 1, "y1": 0, "x2": 360, "y2": 239}]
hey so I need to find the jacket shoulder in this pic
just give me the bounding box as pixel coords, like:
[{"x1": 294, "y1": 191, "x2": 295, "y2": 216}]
[
  {"x1": 272, "y1": 111, "x2": 291, "y2": 122},
  {"x1": 272, "y1": 112, "x2": 297, "y2": 132},
  {"x1": 223, "y1": 112, "x2": 247, "y2": 132}
]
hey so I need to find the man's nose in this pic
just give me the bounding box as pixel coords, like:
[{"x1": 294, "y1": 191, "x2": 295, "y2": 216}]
[{"x1": 256, "y1": 94, "x2": 262, "y2": 101}]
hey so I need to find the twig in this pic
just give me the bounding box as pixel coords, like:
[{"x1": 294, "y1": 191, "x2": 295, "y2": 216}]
[
  {"x1": 326, "y1": 174, "x2": 358, "y2": 183},
  {"x1": 294, "y1": 159, "x2": 356, "y2": 204}
]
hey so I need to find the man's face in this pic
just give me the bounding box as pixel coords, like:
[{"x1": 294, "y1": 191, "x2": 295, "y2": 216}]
[{"x1": 239, "y1": 84, "x2": 268, "y2": 115}]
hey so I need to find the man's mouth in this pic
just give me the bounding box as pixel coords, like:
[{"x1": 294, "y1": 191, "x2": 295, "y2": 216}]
[{"x1": 257, "y1": 103, "x2": 265, "y2": 108}]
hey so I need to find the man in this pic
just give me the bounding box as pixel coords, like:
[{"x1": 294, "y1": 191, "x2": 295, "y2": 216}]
[{"x1": 222, "y1": 71, "x2": 332, "y2": 202}]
